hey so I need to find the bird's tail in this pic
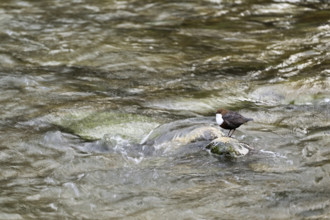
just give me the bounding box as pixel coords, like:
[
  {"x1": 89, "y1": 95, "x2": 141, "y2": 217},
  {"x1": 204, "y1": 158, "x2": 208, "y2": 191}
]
[{"x1": 246, "y1": 118, "x2": 253, "y2": 122}]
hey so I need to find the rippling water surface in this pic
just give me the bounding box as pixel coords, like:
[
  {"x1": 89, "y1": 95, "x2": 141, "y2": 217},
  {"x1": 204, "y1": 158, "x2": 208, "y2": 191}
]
[{"x1": 1, "y1": 0, "x2": 329, "y2": 219}]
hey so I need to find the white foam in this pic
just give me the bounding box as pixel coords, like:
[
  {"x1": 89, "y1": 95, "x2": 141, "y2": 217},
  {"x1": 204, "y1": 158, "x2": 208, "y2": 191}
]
[
  {"x1": 260, "y1": 149, "x2": 287, "y2": 159},
  {"x1": 64, "y1": 182, "x2": 80, "y2": 197}
]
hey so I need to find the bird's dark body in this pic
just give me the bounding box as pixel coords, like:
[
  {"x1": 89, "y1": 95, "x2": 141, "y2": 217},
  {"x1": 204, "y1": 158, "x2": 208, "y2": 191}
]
[
  {"x1": 221, "y1": 111, "x2": 251, "y2": 129},
  {"x1": 216, "y1": 108, "x2": 253, "y2": 137}
]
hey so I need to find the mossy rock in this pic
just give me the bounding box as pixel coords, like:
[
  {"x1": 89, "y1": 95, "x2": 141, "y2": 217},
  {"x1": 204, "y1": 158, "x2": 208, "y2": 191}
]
[{"x1": 205, "y1": 137, "x2": 251, "y2": 158}]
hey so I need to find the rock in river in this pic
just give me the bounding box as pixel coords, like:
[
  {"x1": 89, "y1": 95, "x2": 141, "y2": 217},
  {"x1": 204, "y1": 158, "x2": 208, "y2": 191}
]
[
  {"x1": 205, "y1": 136, "x2": 251, "y2": 158},
  {"x1": 142, "y1": 117, "x2": 252, "y2": 158}
]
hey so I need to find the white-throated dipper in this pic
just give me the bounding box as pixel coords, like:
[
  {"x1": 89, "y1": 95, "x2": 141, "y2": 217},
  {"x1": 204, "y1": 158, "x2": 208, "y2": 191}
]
[{"x1": 216, "y1": 108, "x2": 253, "y2": 137}]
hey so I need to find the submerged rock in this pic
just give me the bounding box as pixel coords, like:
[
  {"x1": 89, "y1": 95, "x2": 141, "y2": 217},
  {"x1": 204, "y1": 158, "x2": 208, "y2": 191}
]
[
  {"x1": 41, "y1": 109, "x2": 161, "y2": 142},
  {"x1": 205, "y1": 137, "x2": 251, "y2": 158},
  {"x1": 142, "y1": 118, "x2": 223, "y2": 144}
]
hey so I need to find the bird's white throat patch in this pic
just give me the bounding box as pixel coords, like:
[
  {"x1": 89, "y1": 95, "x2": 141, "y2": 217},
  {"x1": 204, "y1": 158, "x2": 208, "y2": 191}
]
[{"x1": 216, "y1": 113, "x2": 224, "y2": 125}]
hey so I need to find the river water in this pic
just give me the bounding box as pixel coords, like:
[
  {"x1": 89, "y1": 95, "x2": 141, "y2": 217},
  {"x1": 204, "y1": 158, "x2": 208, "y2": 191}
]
[{"x1": 1, "y1": 0, "x2": 329, "y2": 219}]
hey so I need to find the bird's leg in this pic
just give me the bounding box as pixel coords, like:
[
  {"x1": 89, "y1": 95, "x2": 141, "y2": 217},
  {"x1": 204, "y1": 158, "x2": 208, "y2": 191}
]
[
  {"x1": 227, "y1": 130, "x2": 232, "y2": 137},
  {"x1": 228, "y1": 129, "x2": 236, "y2": 137}
]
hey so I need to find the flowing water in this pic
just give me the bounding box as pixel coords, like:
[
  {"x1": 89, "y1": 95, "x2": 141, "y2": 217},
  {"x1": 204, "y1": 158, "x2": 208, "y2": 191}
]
[{"x1": 1, "y1": 0, "x2": 330, "y2": 219}]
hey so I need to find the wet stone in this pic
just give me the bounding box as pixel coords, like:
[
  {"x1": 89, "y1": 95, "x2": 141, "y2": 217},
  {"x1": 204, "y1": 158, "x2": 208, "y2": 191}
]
[{"x1": 205, "y1": 137, "x2": 251, "y2": 158}]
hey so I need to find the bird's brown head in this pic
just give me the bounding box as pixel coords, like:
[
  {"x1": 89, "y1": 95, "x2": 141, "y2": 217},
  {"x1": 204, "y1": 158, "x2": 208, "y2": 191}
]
[{"x1": 216, "y1": 108, "x2": 228, "y2": 115}]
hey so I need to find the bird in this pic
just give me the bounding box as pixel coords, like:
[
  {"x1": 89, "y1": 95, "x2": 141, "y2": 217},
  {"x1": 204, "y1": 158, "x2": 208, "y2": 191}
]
[{"x1": 216, "y1": 108, "x2": 253, "y2": 137}]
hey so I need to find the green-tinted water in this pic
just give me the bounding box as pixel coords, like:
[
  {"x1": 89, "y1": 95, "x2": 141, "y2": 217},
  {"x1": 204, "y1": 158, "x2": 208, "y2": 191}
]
[{"x1": 1, "y1": 0, "x2": 329, "y2": 219}]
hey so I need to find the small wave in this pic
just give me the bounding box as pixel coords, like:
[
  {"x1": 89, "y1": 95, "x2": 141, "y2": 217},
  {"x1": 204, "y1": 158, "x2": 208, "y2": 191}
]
[{"x1": 259, "y1": 149, "x2": 287, "y2": 159}]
